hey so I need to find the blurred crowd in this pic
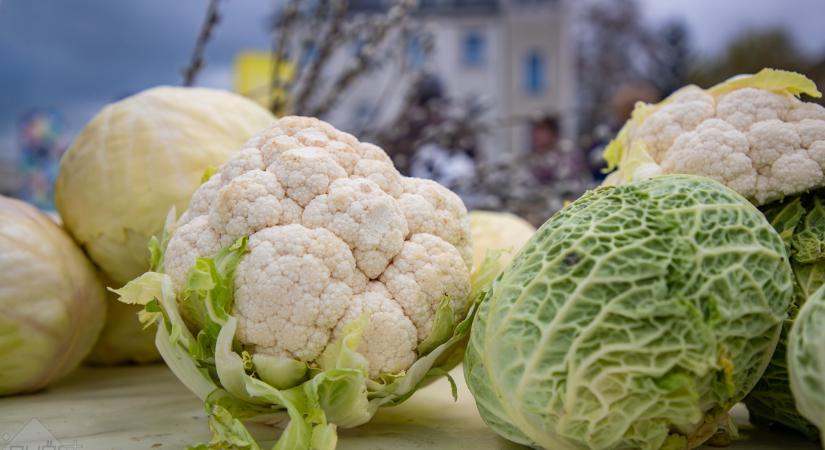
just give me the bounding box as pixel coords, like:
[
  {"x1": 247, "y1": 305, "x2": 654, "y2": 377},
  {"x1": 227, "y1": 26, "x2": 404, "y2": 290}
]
[{"x1": 396, "y1": 78, "x2": 662, "y2": 226}]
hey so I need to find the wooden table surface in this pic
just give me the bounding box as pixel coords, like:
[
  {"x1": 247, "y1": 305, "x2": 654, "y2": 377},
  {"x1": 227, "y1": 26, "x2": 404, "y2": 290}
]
[{"x1": 0, "y1": 364, "x2": 818, "y2": 450}]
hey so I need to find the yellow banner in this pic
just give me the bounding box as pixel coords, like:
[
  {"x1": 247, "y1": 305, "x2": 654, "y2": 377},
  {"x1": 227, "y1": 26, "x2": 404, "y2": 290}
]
[{"x1": 233, "y1": 51, "x2": 295, "y2": 114}]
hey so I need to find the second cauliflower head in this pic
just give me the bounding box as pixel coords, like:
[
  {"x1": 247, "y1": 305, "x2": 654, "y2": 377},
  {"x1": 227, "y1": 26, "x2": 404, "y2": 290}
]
[
  {"x1": 163, "y1": 116, "x2": 472, "y2": 379},
  {"x1": 604, "y1": 68, "x2": 825, "y2": 206}
]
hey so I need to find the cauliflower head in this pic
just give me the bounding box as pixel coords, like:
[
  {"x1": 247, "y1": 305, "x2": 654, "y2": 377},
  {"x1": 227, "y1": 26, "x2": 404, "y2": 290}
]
[
  {"x1": 604, "y1": 69, "x2": 825, "y2": 205},
  {"x1": 163, "y1": 116, "x2": 472, "y2": 379}
]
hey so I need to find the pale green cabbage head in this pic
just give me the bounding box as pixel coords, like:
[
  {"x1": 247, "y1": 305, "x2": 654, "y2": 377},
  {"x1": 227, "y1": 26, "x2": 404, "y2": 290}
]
[
  {"x1": 469, "y1": 210, "x2": 536, "y2": 272},
  {"x1": 465, "y1": 175, "x2": 793, "y2": 450},
  {"x1": 84, "y1": 292, "x2": 160, "y2": 365},
  {"x1": 788, "y1": 283, "x2": 825, "y2": 444},
  {"x1": 0, "y1": 196, "x2": 106, "y2": 395},
  {"x1": 55, "y1": 86, "x2": 275, "y2": 364}
]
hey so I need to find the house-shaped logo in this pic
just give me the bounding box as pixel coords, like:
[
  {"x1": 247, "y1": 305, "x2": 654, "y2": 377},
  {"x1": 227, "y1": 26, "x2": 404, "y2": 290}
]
[{"x1": 1, "y1": 418, "x2": 81, "y2": 450}]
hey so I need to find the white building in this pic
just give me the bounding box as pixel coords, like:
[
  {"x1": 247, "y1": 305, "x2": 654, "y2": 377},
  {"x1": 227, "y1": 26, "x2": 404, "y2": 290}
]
[{"x1": 325, "y1": 0, "x2": 576, "y2": 162}]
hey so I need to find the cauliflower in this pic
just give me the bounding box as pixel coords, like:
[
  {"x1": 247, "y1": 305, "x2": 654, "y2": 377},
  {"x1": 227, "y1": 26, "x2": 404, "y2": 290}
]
[
  {"x1": 116, "y1": 116, "x2": 489, "y2": 449},
  {"x1": 604, "y1": 69, "x2": 825, "y2": 205},
  {"x1": 602, "y1": 69, "x2": 825, "y2": 439},
  {"x1": 163, "y1": 116, "x2": 472, "y2": 381}
]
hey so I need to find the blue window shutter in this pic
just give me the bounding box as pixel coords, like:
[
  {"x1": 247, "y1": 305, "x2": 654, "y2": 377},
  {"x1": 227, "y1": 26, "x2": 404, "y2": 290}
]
[
  {"x1": 461, "y1": 32, "x2": 485, "y2": 67},
  {"x1": 524, "y1": 50, "x2": 546, "y2": 95},
  {"x1": 407, "y1": 34, "x2": 426, "y2": 68}
]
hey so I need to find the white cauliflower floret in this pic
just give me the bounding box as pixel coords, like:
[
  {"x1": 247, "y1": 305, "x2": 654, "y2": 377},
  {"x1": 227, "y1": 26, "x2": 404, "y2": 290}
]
[
  {"x1": 786, "y1": 102, "x2": 825, "y2": 122},
  {"x1": 219, "y1": 147, "x2": 265, "y2": 185},
  {"x1": 164, "y1": 215, "x2": 222, "y2": 290},
  {"x1": 258, "y1": 134, "x2": 302, "y2": 167},
  {"x1": 617, "y1": 70, "x2": 825, "y2": 205},
  {"x1": 381, "y1": 233, "x2": 471, "y2": 341},
  {"x1": 360, "y1": 142, "x2": 394, "y2": 164},
  {"x1": 269, "y1": 147, "x2": 347, "y2": 207},
  {"x1": 259, "y1": 116, "x2": 362, "y2": 173},
  {"x1": 809, "y1": 141, "x2": 825, "y2": 169},
  {"x1": 209, "y1": 170, "x2": 284, "y2": 240},
  {"x1": 716, "y1": 88, "x2": 794, "y2": 131},
  {"x1": 234, "y1": 225, "x2": 362, "y2": 361},
  {"x1": 796, "y1": 119, "x2": 825, "y2": 149},
  {"x1": 165, "y1": 116, "x2": 473, "y2": 379},
  {"x1": 760, "y1": 151, "x2": 823, "y2": 203},
  {"x1": 179, "y1": 173, "x2": 223, "y2": 226},
  {"x1": 747, "y1": 119, "x2": 802, "y2": 168},
  {"x1": 662, "y1": 119, "x2": 756, "y2": 197},
  {"x1": 398, "y1": 178, "x2": 472, "y2": 269},
  {"x1": 333, "y1": 282, "x2": 417, "y2": 378},
  {"x1": 303, "y1": 178, "x2": 408, "y2": 279},
  {"x1": 351, "y1": 143, "x2": 404, "y2": 198},
  {"x1": 634, "y1": 86, "x2": 715, "y2": 161}
]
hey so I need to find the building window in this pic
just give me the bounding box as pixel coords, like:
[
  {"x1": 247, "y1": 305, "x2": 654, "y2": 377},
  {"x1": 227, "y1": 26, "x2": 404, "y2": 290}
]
[
  {"x1": 461, "y1": 32, "x2": 485, "y2": 68},
  {"x1": 407, "y1": 34, "x2": 427, "y2": 68},
  {"x1": 523, "y1": 50, "x2": 546, "y2": 95}
]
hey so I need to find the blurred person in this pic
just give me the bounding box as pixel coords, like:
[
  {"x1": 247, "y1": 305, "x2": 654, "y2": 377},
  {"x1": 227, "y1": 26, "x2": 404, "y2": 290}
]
[
  {"x1": 410, "y1": 142, "x2": 476, "y2": 191},
  {"x1": 18, "y1": 110, "x2": 67, "y2": 210},
  {"x1": 587, "y1": 82, "x2": 659, "y2": 180},
  {"x1": 530, "y1": 116, "x2": 587, "y2": 184}
]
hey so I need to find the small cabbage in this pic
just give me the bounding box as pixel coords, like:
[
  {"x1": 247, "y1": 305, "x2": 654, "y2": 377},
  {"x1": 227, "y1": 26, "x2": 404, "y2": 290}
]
[
  {"x1": 469, "y1": 210, "x2": 536, "y2": 271},
  {"x1": 84, "y1": 292, "x2": 160, "y2": 365},
  {"x1": 55, "y1": 86, "x2": 275, "y2": 364},
  {"x1": 0, "y1": 196, "x2": 106, "y2": 395},
  {"x1": 465, "y1": 175, "x2": 793, "y2": 450},
  {"x1": 788, "y1": 283, "x2": 825, "y2": 444}
]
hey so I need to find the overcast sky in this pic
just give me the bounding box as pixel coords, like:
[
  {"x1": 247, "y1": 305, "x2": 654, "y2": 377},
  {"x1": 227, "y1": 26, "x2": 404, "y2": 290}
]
[
  {"x1": 640, "y1": 0, "x2": 825, "y2": 57},
  {"x1": 2, "y1": 0, "x2": 825, "y2": 157}
]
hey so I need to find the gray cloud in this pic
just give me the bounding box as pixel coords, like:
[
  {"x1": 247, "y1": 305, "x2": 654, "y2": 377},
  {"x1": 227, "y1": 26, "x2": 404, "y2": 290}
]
[
  {"x1": 639, "y1": 0, "x2": 825, "y2": 58},
  {"x1": 2, "y1": 0, "x2": 824, "y2": 157},
  {"x1": 0, "y1": 0, "x2": 273, "y2": 154}
]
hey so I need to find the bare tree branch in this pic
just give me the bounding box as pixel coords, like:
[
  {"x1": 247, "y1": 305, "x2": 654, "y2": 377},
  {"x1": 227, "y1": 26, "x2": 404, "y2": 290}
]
[
  {"x1": 182, "y1": 0, "x2": 221, "y2": 87},
  {"x1": 356, "y1": 21, "x2": 433, "y2": 136},
  {"x1": 289, "y1": 0, "x2": 332, "y2": 90},
  {"x1": 269, "y1": 0, "x2": 303, "y2": 115},
  {"x1": 307, "y1": 0, "x2": 416, "y2": 117},
  {"x1": 292, "y1": 0, "x2": 349, "y2": 115}
]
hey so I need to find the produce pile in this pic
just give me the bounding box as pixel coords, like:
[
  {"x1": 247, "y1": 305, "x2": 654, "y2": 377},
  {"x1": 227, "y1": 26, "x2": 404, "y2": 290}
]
[
  {"x1": 603, "y1": 68, "x2": 825, "y2": 441},
  {"x1": 2, "y1": 69, "x2": 825, "y2": 450}
]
